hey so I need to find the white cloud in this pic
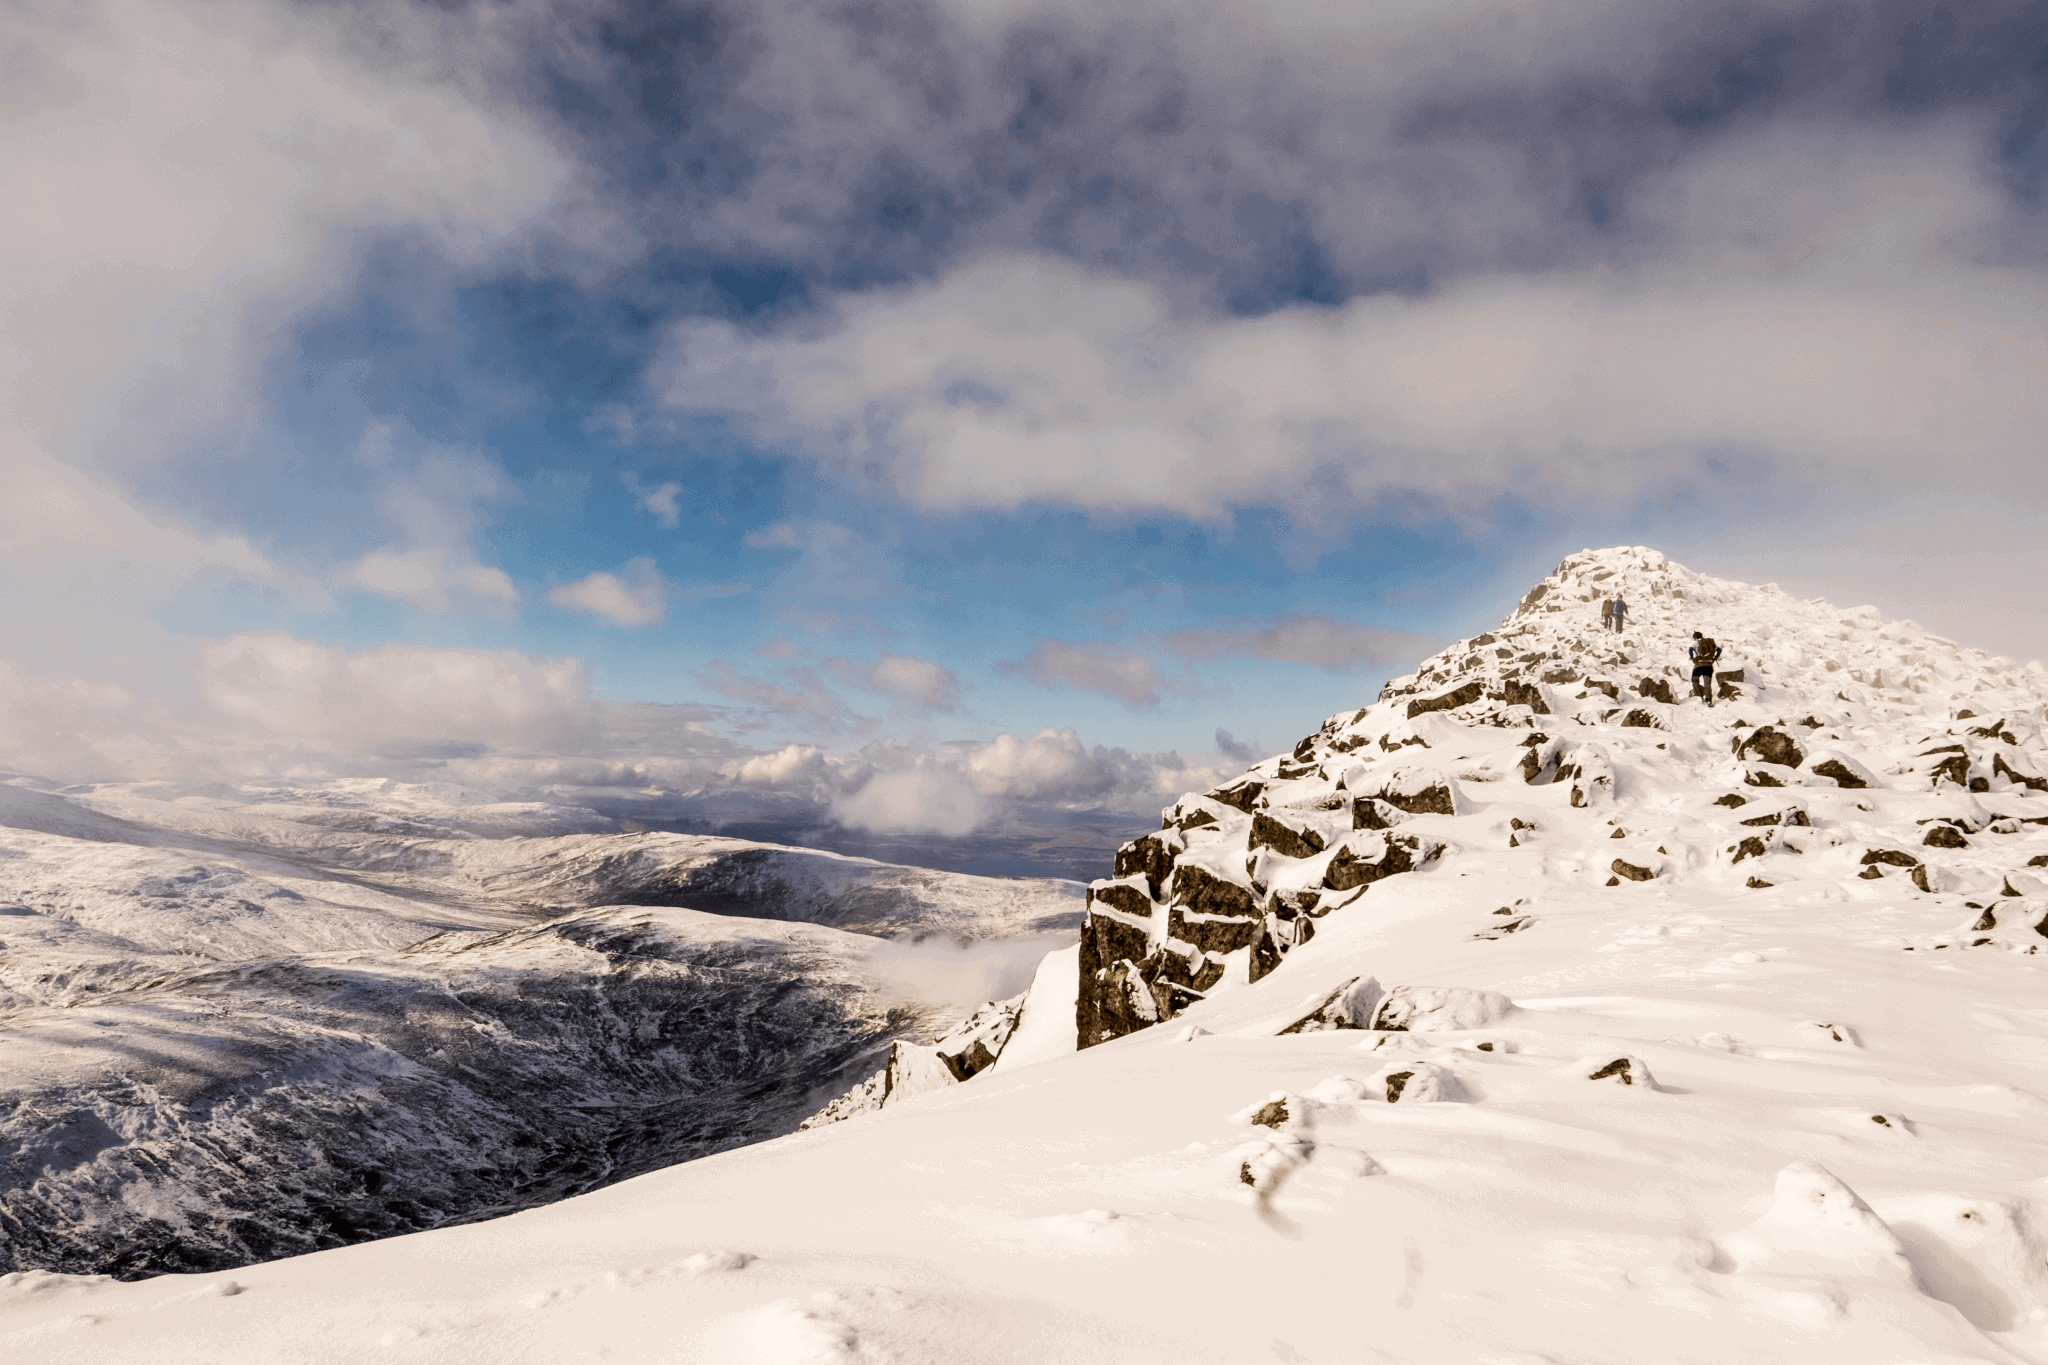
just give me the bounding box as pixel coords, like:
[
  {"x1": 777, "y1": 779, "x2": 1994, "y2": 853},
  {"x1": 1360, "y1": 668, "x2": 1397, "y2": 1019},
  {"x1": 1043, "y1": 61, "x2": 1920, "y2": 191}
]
[
  {"x1": 198, "y1": 634, "x2": 592, "y2": 755},
  {"x1": 1000, "y1": 637, "x2": 1160, "y2": 704},
  {"x1": 3, "y1": 0, "x2": 568, "y2": 471},
  {"x1": 549, "y1": 558, "x2": 670, "y2": 627},
  {"x1": 625, "y1": 474, "x2": 684, "y2": 529},
  {"x1": 726, "y1": 743, "x2": 828, "y2": 786},
  {"x1": 661, "y1": 124, "x2": 2048, "y2": 523},
  {"x1": 340, "y1": 548, "x2": 520, "y2": 613},
  {"x1": 829, "y1": 654, "x2": 963, "y2": 712},
  {"x1": 831, "y1": 766, "x2": 990, "y2": 837}
]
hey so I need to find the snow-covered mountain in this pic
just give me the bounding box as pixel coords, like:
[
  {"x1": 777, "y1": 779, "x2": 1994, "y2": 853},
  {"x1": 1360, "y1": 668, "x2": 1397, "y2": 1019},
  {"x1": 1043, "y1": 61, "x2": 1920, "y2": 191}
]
[
  {"x1": 0, "y1": 781, "x2": 1081, "y2": 1277},
  {"x1": 11, "y1": 546, "x2": 2048, "y2": 1365}
]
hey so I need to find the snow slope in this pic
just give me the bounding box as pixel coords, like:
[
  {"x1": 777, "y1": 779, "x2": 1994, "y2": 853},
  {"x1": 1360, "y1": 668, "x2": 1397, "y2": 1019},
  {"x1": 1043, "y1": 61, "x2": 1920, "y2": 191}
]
[{"x1": 10, "y1": 547, "x2": 2048, "y2": 1364}]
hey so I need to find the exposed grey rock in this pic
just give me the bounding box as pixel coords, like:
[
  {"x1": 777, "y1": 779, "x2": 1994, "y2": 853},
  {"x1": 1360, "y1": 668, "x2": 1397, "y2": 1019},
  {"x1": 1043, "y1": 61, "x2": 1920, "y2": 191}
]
[
  {"x1": 1610, "y1": 858, "x2": 1656, "y2": 882},
  {"x1": 1405, "y1": 680, "x2": 1485, "y2": 719},
  {"x1": 1324, "y1": 834, "x2": 1436, "y2": 892},
  {"x1": 1737, "y1": 726, "x2": 1806, "y2": 768},
  {"x1": 1249, "y1": 813, "x2": 1326, "y2": 861},
  {"x1": 1114, "y1": 835, "x2": 1178, "y2": 895}
]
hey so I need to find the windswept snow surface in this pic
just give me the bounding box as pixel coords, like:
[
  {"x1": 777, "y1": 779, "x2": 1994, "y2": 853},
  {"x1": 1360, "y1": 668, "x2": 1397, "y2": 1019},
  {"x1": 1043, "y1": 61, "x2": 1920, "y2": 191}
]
[
  {"x1": 0, "y1": 780, "x2": 1082, "y2": 1276},
  {"x1": 12, "y1": 547, "x2": 2048, "y2": 1362}
]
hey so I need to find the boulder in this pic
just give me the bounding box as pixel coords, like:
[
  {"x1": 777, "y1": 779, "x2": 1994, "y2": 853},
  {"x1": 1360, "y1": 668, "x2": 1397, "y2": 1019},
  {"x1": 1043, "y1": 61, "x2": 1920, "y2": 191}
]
[
  {"x1": 1168, "y1": 864, "x2": 1259, "y2": 918},
  {"x1": 1502, "y1": 679, "x2": 1550, "y2": 713},
  {"x1": 1211, "y1": 779, "x2": 1266, "y2": 813},
  {"x1": 1584, "y1": 1056, "x2": 1655, "y2": 1089},
  {"x1": 1350, "y1": 798, "x2": 1404, "y2": 830},
  {"x1": 1994, "y1": 753, "x2": 2048, "y2": 792},
  {"x1": 1165, "y1": 907, "x2": 1262, "y2": 956},
  {"x1": 1809, "y1": 756, "x2": 1872, "y2": 789},
  {"x1": 1923, "y1": 824, "x2": 1970, "y2": 849},
  {"x1": 1249, "y1": 812, "x2": 1327, "y2": 861},
  {"x1": 1078, "y1": 910, "x2": 1151, "y2": 988},
  {"x1": 1714, "y1": 793, "x2": 1748, "y2": 808},
  {"x1": 1930, "y1": 754, "x2": 1971, "y2": 787},
  {"x1": 1405, "y1": 680, "x2": 1485, "y2": 719},
  {"x1": 1610, "y1": 857, "x2": 1655, "y2": 882},
  {"x1": 1368, "y1": 768, "x2": 1459, "y2": 815},
  {"x1": 1736, "y1": 726, "x2": 1806, "y2": 768},
  {"x1": 1248, "y1": 1098, "x2": 1290, "y2": 1129},
  {"x1": 1860, "y1": 849, "x2": 1920, "y2": 868},
  {"x1": 1279, "y1": 976, "x2": 1387, "y2": 1034},
  {"x1": 1087, "y1": 880, "x2": 1155, "y2": 919},
  {"x1": 1324, "y1": 833, "x2": 1436, "y2": 892},
  {"x1": 1377, "y1": 1061, "x2": 1458, "y2": 1103},
  {"x1": 1619, "y1": 708, "x2": 1662, "y2": 729},
  {"x1": 1371, "y1": 985, "x2": 1514, "y2": 1031},
  {"x1": 1114, "y1": 835, "x2": 1178, "y2": 894},
  {"x1": 935, "y1": 998, "x2": 1024, "y2": 1082},
  {"x1": 1636, "y1": 676, "x2": 1676, "y2": 705},
  {"x1": 1077, "y1": 958, "x2": 1158, "y2": 1048}
]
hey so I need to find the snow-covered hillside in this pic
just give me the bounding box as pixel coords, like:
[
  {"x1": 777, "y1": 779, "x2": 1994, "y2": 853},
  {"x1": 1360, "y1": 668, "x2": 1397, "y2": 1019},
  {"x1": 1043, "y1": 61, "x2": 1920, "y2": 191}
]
[
  {"x1": 11, "y1": 546, "x2": 2048, "y2": 1364},
  {"x1": 0, "y1": 783, "x2": 1081, "y2": 1276}
]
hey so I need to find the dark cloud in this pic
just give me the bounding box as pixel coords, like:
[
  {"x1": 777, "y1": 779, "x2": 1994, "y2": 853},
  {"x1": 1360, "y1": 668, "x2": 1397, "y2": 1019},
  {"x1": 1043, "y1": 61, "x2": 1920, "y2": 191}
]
[{"x1": 379, "y1": 0, "x2": 2048, "y2": 314}]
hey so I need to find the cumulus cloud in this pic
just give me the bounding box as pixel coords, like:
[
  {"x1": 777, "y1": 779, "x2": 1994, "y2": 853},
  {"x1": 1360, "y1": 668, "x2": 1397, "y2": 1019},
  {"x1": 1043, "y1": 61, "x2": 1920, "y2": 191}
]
[
  {"x1": 1168, "y1": 613, "x2": 1439, "y2": 669},
  {"x1": 1000, "y1": 637, "x2": 1161, "y2": 704},
  {"x1": 831, "y1": 766, "x2": 990, "y2": 837},
  {"x1": 828, "y1": 654, "x2": 963, "y2": 712},
  {"x1": 199, "y1": 634, "x2": 592, "y2": 755},
  {"x1": 549, "y1": 558, "x2": 670, "y2": 626},
  {"x1": 341, "y1": 548, "x2": 520, "y2": 612}
]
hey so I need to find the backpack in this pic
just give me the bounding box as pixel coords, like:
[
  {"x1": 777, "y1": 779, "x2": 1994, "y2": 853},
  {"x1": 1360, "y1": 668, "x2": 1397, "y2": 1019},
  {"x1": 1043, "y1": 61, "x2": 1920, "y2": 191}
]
[{"x1": 1695, "y1": 637, "x2": 1720, "y2": 664}]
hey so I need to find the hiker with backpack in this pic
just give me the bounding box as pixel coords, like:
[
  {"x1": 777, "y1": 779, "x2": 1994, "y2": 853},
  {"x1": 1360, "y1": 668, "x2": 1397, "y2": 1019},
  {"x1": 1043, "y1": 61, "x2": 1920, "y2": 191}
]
[
  {"x1": 1600, "y1": 598, "x2": 1614, "y2": 630},
  {"x1": 1689, "y1": 631, "x2": 1721, "y2": 705},
  {"x1": 1609, "y1": 596, "x2": 1629, "y2": 633}
]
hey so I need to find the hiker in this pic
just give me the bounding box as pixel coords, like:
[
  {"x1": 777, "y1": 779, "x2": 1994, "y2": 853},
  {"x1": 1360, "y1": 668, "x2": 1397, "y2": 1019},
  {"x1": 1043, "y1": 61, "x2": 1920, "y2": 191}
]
[
  {"x1": 1609, "y1": 595, "x2": 1629, "y2": 633},
  {"x1": 1689, "y1": 631, "x2": 1721, "y2": 705},
  {"x1": 1600, "y1": 598, "x2": 1614, "y2": 630}
]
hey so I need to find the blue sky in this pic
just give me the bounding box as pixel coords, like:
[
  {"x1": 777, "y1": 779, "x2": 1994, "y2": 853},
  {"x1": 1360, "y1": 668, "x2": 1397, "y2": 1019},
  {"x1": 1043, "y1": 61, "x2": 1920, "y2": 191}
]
[{"x1": 7, "y1": 0, "x2": 2048, "y2": 857}]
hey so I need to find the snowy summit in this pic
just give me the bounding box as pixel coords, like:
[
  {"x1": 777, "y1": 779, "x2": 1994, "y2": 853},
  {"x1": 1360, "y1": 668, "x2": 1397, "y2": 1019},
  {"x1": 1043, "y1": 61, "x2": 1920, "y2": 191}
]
[{"x1": 11, "y1": 546, "x2": 2048, "y2": 1364}]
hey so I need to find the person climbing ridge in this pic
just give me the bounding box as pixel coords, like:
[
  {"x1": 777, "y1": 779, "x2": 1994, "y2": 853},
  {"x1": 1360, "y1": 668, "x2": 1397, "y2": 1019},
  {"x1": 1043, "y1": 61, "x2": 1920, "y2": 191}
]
[
  {"x1": 1609, "y1": 595, "x2": 1629, "y2": 633},
  {"x1": 1689, "y1": 631, "x2": 1721, "y2": 706},
  {"x1": 1600, "y1": 598, "x2": 1614, "y2": 630}
]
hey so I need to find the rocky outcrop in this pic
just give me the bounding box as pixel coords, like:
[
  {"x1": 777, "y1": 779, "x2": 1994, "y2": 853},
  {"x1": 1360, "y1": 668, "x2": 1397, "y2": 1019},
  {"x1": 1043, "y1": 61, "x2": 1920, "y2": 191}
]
[
  {"x1": 1407, "y1": 680, "x2": 1485, "y2": 718},
  {"x1": 1737, "y1": 726, "x2": 1806, "y2": 768},
  {"x1": 1325, "y1": 834, "x2": 1438, "y2": 892},
  {"x1": 802, "y1": 994, "x2": 1026, "y2": 1129}
]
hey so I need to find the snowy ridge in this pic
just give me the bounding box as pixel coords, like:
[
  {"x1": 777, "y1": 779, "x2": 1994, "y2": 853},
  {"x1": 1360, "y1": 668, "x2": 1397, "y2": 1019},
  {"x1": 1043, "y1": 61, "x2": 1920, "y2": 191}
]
[
  {"x1": 13, "y1": 547, "x2": 2048, "y2": 1363},
  {"x1": 1076, "y1": 544, "x2": 2048, "y2": 1049},
  {"x1": 0, "y1": 783, "x2": 1081, "y2": 1277}
]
